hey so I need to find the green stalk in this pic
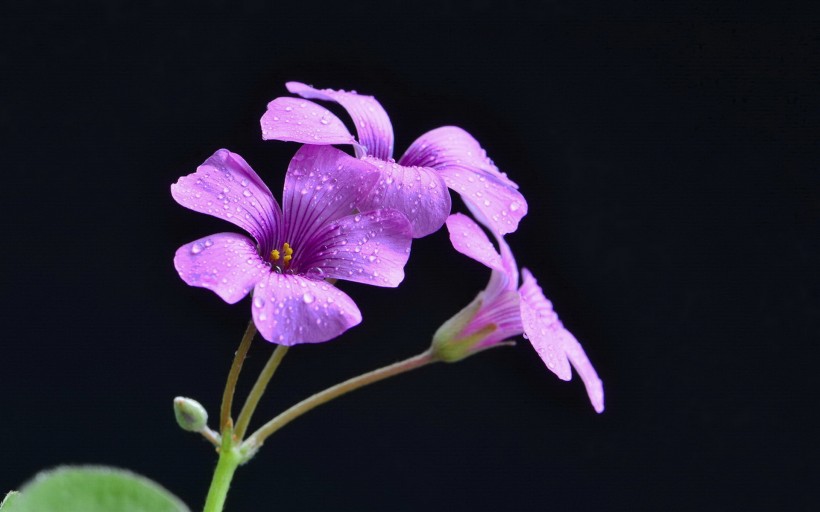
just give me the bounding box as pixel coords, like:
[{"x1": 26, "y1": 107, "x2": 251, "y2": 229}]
[{"x1": 244, "y1": 349, "x2": 439, "y2": 450}]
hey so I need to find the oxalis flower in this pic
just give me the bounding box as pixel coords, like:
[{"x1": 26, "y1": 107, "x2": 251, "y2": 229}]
[
  {"x1": 433, "y1": 213, "x2": 604, "y2": 413},
  {"x1": 171, "y1": 145, "x2": 413, "y2": 345},
  {"x1": 260, "y1": 82, "x2": 528, "y2": 238}
]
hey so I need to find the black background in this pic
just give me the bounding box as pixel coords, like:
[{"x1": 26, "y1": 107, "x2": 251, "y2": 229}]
[{"x1": 2, "y1": 2, "x2": 818, "y2": 511}]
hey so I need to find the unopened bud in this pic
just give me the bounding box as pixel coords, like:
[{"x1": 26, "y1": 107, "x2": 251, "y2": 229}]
[{"x1": 173, "y1": 396, "x2": 208, "y2": 432}]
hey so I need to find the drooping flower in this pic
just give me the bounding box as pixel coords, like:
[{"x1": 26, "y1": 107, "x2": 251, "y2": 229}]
[
  {"x1": 260, "y1": 82, "x2": 528, "y2": 238},
  {"x1": 434, "y1": 213, "x2": 604, "y2": 413},
  {"x1": 171, "y1": 144, "x2": 413, "y2": 345}
]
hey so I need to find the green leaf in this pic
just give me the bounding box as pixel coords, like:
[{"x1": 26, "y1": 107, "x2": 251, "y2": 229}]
[
  {"x1": 1, "y1": 491, "x2": 21, "y2": 511},
  {"x1": 12, "y1": 466, "x2": 189, "y2": 512}
]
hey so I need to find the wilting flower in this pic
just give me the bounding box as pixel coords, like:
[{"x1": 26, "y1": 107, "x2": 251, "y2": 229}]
[
  {"x1": 172, "y1": 145, "x2": 413, "y2": 345},
  {"x1": 260, "y1": 82, "x2": 527, "y2": 238},
  {"x1": 434, "y1": 213, "x2": 604, "y2": 413}
]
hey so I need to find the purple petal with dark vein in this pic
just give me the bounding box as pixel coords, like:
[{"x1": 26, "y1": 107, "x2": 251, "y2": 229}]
[
  {"x1": 261, "y1": 97, "x2": 357, "y2": 146},
  {"x1": 399, "y1": 126, "x2": 527, "y2": 234},
  {"x1": 251, "y1": 273, "x2": 362, "y2": 345},
  {"x1": 286, "y1": 82, "x2": 394, "y2": 160},
  {"x1": 438, "y1": 166, "x2": 527, "y2": 236},
  {"x1": 171, "y1": 149, "x2": 281, "y2": 254},
  {"x1": 518, "y1": 269, "x2": 573, "y2": 381},
  {"x1": 299, "y1": 209, "x2": 413, "y2": 288},
  {"x1": 399, "y1": 126, "x2": 518, "y2": 188},
  {"x1": 467, "y1": 288, "x2": 524, "y2": 348},
  {"x1": 282, "y1": 145, "x2": 380, "y2": 257},
  {"x1": 445, "y1": 213, "x2": 503, "y2": 272},
  {"x1": 357, "y1": 156, "x2": 451, "y2": 238},
  {"x1": 174, "y1": 233, "x2": 270, "y2": 304}
]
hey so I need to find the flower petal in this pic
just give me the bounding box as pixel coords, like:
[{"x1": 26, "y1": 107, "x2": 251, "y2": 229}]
[
  {"x1": 399, "y1": 126, "x2": 527, "y2": 235},
  {"x1": 518, "y1": 269, "x2": 572, "y2": 381},
  {"x1": 282, "y1": 145, "x2": 380, "y2": 255},
  {"x1": 445, "y1": 213, "x2": 503, "y2": 272},
  {"x1": 357, "y1": 157, "x2": 451, "y2": 238},
  {"x1": 519, "y1": 269, "x2": 605, "y2": 412},
  {"x1": 174, "y1": 233, "x2": 269, "y2": 304},
  {"x1": 260, "y1": 97, "x2": 357, "y2": 146},
  {"x1": 171, "y1": 149, "x2": 282, "y2": 253},
  {"x1": 251, "y1": 273, "x2": 362, "y2": 345},
  {"x1": 286, "y1": 82, "x2": 394, "y2": 160},
  {"x1": 561, "y1": 329, "x2": 606, "y2": 413},
  {"x1": 468, "y1": 289, "x2": 524, "y2": 348},
  {"x1": 299, "y1": 209, "x2": 413, "y2": 287}
]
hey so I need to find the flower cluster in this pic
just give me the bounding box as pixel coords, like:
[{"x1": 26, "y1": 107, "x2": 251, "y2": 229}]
[{"x1": 173, "y1": 82, "x2": 603, "y2": 410}]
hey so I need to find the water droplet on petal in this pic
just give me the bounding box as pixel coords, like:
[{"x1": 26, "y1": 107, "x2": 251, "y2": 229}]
[
  {"x1": 191, "y1": 243, "x2": 204, "y2": 254},
  {"x1": 243, "y1": 189, "x2": 252, "y2": 197},
  {"x1": 302, "y1": 292, "x2": 315, "y2": 304},
  {"x1": 253, "y1": 297, "x2": 265, "y2": 309}
]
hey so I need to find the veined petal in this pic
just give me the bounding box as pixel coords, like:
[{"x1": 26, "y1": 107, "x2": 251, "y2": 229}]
[
  {"x1": 174, "y1": 233, "x2": 269, "y2": 304},
  {"x1": 445, "y1": 213, "x2": 503, "y2": 272},
  {"x1": 282, "y1": 145, "x2": 380, "y2": 255},
  {"x1": 400, "y1": 126, "x2": 527, "y2": 235},
  {"x1": 485, "y1": 230, "x2": 520, "y2": 297},
  {"x1": 518, "y1": 269, "x2": 572, "y2": 381},
  {"x1": 287, "y1": 82, "x2": 394, "y2": 160},
  {"x1": 171, "y1": 149, "x2": 281, "y2": 253},
  {"x1": 400, "y1": 126, "x2": 518, "y2": 188},
  {"x1": 251, "y1": 273, "x2": 362, "y2": 345},
  {"x1": 261, "y1": 97, "x2": 357, "y2": 146},
  {"x1": 357, "y1": 157, "x2": 451, "y2": 238},
  {"x1": 299, "y1": 209, "x2": 413, "y2": 288},
  {"x1": 439, "y1": 166, "x2": 528, "y2": 236},
  {"x1": 467, "y1": 289, "x2": 525, "y2": 348}
]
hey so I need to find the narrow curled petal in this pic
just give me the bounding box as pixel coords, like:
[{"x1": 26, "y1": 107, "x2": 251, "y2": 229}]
[
  {"x1": 519, "y1": 269, "x2": 604, "y2": 412},
  {"x1": 299, "y1": 209, "x2": 413, "y2": 287},
  {"x1": 171, "y1": 149, "x2": 281, "y2": 253},
  {"x1": 561, "y1": 329, "x2": 606, "y2": 413},
  {"x1": 518, "y1": 269, "x2": 572, "y2": 380},
  {"x1": 484, "y1": 230, "x2": 519, "y2": 297},
  {"x1": 283, "y1": 145, "x2": 380, "y2": 251},
  {"x1": 286, "y1": 82, "x2": 394, "y2": 160},
  {"x1": 399, "y1": 126, "x2": 527, "y2": 235},
  {"x1": 445, "y1": 213, "x2": 503, "y2": 272},
  {"x1": 357, "y1": 157, "x2": 451, "y2": 238},
  {"x1": 174, "y1": 233, "x2": 269, "y2": 304},
  {"x1": 261, "y1": 97, "x2": 357, "y2": 146},
  {"x1": 251, "y1": 273, "x2": 362, "y2": 345}
]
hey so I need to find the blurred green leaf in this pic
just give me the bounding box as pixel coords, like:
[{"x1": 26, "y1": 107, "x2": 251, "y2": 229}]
[{"x1": 12, "y1": 466, "x2": 188, "y2": 512}]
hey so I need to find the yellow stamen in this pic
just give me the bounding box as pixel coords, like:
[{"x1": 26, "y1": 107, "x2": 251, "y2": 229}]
[
  {"x1": 270, "y1": 249, "x2": 280, "y2": 261},
  {"x1": 282, "y1": 243, "x2": 293, "y2": 266}
]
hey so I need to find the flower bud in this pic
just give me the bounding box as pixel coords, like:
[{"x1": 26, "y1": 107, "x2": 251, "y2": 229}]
[
  {"x1": 431, "y1": 294, "x2": 499, "y2": 362},
  {"x1": 173, "y1": 396, "x2": 208, "y2": 432}
]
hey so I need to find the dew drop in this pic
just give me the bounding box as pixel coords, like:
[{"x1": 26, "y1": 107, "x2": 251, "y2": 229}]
[
  {"x1": 302, "y1": 292, "x2": 315, "y2": 304},
  {"x1": 190, "y1": 242, "x2": 204, "y2": 254},
  {"x1": 510, "y1": 201, "x2": 521, "y2": 212},
  {"x1": 243, "y1": 189, "x2": 252, "y2": 197},
  {"x1": 253, "y1": 297, "x2": 265, "y2": 309}
]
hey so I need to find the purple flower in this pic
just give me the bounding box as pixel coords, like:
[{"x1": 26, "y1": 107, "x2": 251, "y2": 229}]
[
  {"x1": 171, "y1": 145, "x2": 413, "y2": 345},
  {"x1": 260, "y1": 82, "x2": 528, "y2": 238},
  {"x1": 436, "y1": 213, "x2": 604, "y2": 413}
]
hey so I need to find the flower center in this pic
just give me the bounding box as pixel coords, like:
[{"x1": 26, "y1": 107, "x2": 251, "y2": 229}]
[{"x1": 269, "y1": 242, "x2": 294, "y2": 271}]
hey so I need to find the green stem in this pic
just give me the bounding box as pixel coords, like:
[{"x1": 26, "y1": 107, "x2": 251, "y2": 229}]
[
  {"x1": 244, "y1": 349, "x2": 438, "y2": 450},
  {"x1": 233, "y1": 344, "x2": 289, "y2": 440},
  {"x1": 202, "y1": 431, "x2": 242, "y2": 512},
  {"x1": 220, "y1": 321, "x2": 257, "y2": 432}
]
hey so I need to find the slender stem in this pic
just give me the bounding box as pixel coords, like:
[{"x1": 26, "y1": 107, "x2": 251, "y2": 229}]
[
  {"x1": 244, "y1": 349, "x2": 438, "y2": 450},
  {"x1": 202, "y1": 430, "x2": 242, "y2": 512},
  {"x1": 233, "y1": 344, "x2": 289, "y2": 440},
  {"x1": 200, "y1": 427, "x2": 221, "y2": 448},
  {"x1": 220, "y1": 321, "x2": 257, "y2": 432}
]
